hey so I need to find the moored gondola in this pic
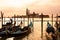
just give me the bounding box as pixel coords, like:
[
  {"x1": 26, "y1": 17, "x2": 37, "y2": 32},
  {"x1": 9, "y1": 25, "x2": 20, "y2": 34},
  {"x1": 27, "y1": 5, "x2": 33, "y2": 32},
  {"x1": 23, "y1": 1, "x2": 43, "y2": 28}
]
[
  {"x1": 46, "y1": 21, "x2": 57, "y2": 40},
  {"x1": 0, "y1": 20, "x2": 33, "y2": 37}
]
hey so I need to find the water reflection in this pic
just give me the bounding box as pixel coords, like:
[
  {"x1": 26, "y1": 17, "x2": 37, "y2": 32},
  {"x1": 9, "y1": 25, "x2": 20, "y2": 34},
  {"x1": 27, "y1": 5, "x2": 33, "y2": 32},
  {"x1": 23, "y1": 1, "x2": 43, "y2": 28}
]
[{"x1": 0, "y1": 18, "x2": 60, "y2": 40}]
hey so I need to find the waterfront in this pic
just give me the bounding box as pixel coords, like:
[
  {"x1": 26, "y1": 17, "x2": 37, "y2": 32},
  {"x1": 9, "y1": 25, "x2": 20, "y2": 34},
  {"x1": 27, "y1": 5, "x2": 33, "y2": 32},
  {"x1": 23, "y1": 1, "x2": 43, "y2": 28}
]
[{"x1": 0, "y1": 18, "x2": 59, "y2": 40}]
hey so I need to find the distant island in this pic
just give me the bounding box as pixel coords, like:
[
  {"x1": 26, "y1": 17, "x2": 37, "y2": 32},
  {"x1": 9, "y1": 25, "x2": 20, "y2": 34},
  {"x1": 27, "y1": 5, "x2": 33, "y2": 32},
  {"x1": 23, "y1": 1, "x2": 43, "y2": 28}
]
[
  {"x1": 12, "y1": 9, "x2": 49, "y2": 18},
  {"x1": 55, "y1": 16, "x2": 60, "y2": 18},
  {"x1": 0, "y1": 8, "x2": 49, "y2": 18},
  {"x1": 12, "y1": 13, "x2": 49, "y2": 18}
]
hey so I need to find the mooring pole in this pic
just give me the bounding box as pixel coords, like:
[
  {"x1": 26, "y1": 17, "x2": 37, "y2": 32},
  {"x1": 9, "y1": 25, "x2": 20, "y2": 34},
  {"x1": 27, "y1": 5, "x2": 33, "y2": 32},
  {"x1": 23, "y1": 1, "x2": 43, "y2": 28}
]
[
  {"x1": 23, "y1": 17, "x2": 25, "y2": 27},
  {"x1": 27, "y1": 13, "x2": 29, "y2": 40},
  {"x1": 32, "y1": 17, "x2": 34, "y2": 32},
  {"x1": 32, "y1": 14, "x2": 34, "y2": 40},
  {"x1": 52, "y1": 14, "x2": 53, "y2": 27},
  {"x1": 56, "y1": 14, "x2": 59, "y2": 40},
  {"x1": 41, "y1": 13, "x2": 43, "y2": 39},
  {"x1": 26, "y1": 8, "x2": 29, "y2": 40},
  {"x1": 56, "y1": 14, "x2": 58, "y2": 23},
  {"x1": 14, "y1": 14, "x2": 16, "y2": 27},
  {"x1": 16, "y1": 15, "x2": 18, "y2": 26},
  {"x1": 32, "y1": 12, "x2": 35, "y2": 32},
  {"x1": 1, "y1": 11, "x2": 3, "y2": 27},
  {"x1": 4, "y1": 17, "x2": 5, "y2": 24}
]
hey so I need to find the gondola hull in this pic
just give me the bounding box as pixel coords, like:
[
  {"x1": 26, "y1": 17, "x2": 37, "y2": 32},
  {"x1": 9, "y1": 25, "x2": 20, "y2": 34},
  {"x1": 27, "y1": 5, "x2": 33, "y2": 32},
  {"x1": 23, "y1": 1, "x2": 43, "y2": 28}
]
[
  {"x1": 10, "y1": 27, "x2": 31, "y2": 37},
  {"x1": 0, "y1": 21, "x2": 33, "y2": 38},
  {"x1": 0, "y1": 27, "x2": 32, "y2": 38}
]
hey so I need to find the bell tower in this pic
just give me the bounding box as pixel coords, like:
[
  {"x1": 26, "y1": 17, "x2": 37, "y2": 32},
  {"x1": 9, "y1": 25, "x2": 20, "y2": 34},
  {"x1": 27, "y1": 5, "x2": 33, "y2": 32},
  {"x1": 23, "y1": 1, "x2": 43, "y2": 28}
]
[{"x1": 26, "y1": 8, "x2": 30, "y2": 16}]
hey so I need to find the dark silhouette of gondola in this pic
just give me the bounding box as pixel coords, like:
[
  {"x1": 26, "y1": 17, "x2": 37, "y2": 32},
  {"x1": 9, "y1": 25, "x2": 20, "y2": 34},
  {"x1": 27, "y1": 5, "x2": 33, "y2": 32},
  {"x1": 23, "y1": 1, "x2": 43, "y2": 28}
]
[
  {"x1": 46, "y1": 21, "x2": 57, "y2": 40},
  {"x1": 46, "y1": 22, "x2": 55, "y2": 34},
  {"x1": 0, "y1": 19, "x2": 33, "y2": 37}
]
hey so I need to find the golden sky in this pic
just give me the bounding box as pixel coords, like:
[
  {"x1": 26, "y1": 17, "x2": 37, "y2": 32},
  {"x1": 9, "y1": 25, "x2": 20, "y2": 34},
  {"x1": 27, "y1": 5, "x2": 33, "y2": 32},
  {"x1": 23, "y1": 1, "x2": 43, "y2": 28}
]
[{"x1": 0, "y1": 0, "x2": 60, "y2": 17}]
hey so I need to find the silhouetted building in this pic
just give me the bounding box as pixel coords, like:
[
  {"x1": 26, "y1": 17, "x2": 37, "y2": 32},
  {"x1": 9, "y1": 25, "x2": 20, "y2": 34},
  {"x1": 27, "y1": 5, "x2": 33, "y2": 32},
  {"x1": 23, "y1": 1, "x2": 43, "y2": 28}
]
[
  {"x1": 55, "y1": 16, "x2": 60, "y2": 18},
  {"x1": 12, "y1": 9, "x2": 49, "y2": 18},
  {"x1": 26, "y1": 8, "x2": 30, "y2": 16},
  {"x1": 28, "y1": 12, "x2": 39, "y2": 18},
  {"x1": 39, "y1": 14, "x2": 49, "y2": 18}
]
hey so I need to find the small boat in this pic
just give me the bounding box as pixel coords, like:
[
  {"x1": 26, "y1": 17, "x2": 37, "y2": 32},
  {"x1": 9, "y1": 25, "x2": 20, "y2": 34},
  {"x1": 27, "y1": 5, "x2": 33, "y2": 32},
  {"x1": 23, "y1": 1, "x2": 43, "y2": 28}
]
[
  {"x1": 46, "y1": 22, "x2": 56, "y2": 40},
  {"x1": 46, "y1": 22, "x2": 55, "y2": 34},
  {"x1": 0, "y1": 20, "x2": 33, "y2": 37},
  {"x1": 10, "y1": 22, "x2": 33, "y2": 37}
]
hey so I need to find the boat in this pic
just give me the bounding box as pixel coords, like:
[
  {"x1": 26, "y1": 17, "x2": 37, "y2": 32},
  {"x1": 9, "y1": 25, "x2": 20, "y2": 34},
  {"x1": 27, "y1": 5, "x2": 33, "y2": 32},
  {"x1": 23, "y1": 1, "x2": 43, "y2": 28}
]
[
  {"x1": 46, "y1": 22, "x2": 55, "y2": 34},
  {"x1": 46, "y1": 21, "x2": 56, "y2": 40},
  {"x1": 0, "y1": 20, "x2": 33, "y2": 37},
  {"x1": 10, "y1": 21, "x2": 33, "y2": 37}
]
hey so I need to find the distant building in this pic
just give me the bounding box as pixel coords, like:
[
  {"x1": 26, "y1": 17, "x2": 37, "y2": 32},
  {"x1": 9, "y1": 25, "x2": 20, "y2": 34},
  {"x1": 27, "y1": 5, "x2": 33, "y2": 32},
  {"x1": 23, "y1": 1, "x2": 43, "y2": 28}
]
[
  {"x1": 28, "y1": 12, "x2": 39, "y2": 18},
  {"x1": 55, "y1": 16, "x2": 60, "y2": 18},
  {"x1": 26, "y1": 8, "x2": 30, "y2": 16},
  {"x1": 39, "y1": 15, "x2": 49, "y2": 18},
  {"x1": 12, "y1": 13, "x2": 49, "y2": 18},
  {"x1": 12, "y1": 9, "x2": 49, "y2": 18}
]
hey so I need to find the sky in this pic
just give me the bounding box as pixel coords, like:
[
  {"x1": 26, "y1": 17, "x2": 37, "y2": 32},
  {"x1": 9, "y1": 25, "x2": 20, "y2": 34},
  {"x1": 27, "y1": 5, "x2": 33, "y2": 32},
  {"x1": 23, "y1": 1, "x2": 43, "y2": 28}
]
[{"x1": 0, "y1": 0, "x2": 60, "y2": 17}]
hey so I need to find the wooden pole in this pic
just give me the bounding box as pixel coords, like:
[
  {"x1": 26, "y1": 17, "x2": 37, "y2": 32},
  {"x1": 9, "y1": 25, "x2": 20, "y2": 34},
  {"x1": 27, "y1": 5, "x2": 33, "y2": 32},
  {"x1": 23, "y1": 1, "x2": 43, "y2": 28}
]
[
  {"x1": 32, "y1": 15, "x2": 34, "y2": 40},
  {"x1": 32, "y1": 12, "x2": 35, "y2": 32},
  {"x1": 1, "y1": 11, "x2": 3, "y2": 27},
  {"x1": 27, "y1": 13, "x2": 29, "y2": 40},
  {"x1": 16, "y1": 15, "x2": 18, "y2": 26},
  {"x1": 23, "y1": 17, "x2": 25, "y2": 26},
  {"x1": 21, "y1": 16, "x2": 22, "y2": 22},
  {"x1": 26, "y1": 8, "x2": 29, "y2": 40},
  {"x1": 17, "y1": 18, "x2": 18, "y2": 24},
  {"x1": 41, "y1": 13, "x2": 43, "y2": 39},
  {"x1": 32, "y1": 17, "x2": 34, "y2": 32},
  {"x1": 56, "y1": 14, "x2": 59, "y2": 40},
  {"x1": 52, "y1": 14, "x2": 53, "y2": 27},
  {"x1": 56, "y1": 14, "x2": 58, "y2": 22},
  {"x1": 14, "y1": 14, "x2": 16, "y2": 27},
  {"x1": 4, "y1": 17, "x2": 5, "y2": 24}
]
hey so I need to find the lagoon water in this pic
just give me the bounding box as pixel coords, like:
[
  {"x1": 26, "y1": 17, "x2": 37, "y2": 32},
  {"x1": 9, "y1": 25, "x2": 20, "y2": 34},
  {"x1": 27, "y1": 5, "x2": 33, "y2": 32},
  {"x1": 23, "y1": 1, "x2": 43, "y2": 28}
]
[{"x1": 0, "y1": 18, "x2": 60, "y2": 40}]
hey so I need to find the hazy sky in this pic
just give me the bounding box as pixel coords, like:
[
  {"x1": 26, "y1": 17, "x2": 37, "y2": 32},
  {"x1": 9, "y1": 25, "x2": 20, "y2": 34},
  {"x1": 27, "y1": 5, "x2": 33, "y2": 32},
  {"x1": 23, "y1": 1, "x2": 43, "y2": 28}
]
[{"x1": 0, "y1": 0, "x2": 60, "y2": 17}]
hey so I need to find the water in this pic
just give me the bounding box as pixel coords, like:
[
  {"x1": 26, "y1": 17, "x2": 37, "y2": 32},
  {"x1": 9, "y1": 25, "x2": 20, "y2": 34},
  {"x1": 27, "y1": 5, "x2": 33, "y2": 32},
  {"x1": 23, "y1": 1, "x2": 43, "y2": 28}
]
[{"x1": 0, "y1": 18, "x2": 60, "y2": 40}]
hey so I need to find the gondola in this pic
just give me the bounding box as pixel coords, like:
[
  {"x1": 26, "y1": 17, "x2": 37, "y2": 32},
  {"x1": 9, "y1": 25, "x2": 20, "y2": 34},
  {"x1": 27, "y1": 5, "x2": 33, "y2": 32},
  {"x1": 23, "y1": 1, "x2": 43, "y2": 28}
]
[
  {"x1": 10, "y1": 22, "x2": 33, "y2": 37},
  {"x1": 46, "y1": 22, "x2": 56, "y2": 40},
  {"x1": 0, "y1": 21, "x2": 33, "y2": 37},
  {"x1": 46, "y1": 22, "x2": 55, "y2": 34}
]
